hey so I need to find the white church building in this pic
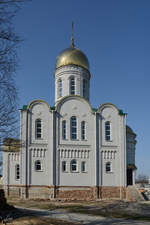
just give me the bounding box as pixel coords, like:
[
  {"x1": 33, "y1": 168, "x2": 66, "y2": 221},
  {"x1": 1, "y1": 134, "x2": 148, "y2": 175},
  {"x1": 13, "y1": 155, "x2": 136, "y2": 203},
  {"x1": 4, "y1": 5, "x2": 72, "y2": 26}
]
[{"x1": 2, "y1": 37, "x2": 137, "y2": 200}]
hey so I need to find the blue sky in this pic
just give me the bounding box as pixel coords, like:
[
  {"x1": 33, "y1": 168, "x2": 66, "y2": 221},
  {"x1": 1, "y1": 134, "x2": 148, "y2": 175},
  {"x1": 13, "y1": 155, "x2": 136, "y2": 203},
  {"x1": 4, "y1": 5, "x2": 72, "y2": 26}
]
[{"x1": 13, "y1": 0, "x2": 150, "y2": 176}]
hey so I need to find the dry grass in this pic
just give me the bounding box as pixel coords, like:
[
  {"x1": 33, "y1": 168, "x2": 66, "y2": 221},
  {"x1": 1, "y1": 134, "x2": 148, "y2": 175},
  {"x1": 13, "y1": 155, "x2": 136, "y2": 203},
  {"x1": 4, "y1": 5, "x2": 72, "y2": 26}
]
[
  {"x1": 0, "y1": 216, "x2": 79, "y2": 225},
  {"x1": 7, "y1": 199, "x2": 150, "y2": 222},
  {"x1": 7, "y1": 198, "x2": 85, "y2": 210},
  {"x1": 8, "y1": 199, "x2": 57, "y2": 210}
]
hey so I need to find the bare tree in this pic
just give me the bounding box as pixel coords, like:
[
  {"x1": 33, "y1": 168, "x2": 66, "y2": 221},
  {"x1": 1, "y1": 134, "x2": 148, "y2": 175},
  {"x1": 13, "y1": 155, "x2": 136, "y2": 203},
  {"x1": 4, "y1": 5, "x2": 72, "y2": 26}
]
[
  {"x1": 136, "y1": 174, "x2": 148, "y2": 187},
  {"x1": 0, "y1": 0, "x2": 30, "y2": 173},
  {"x1": 0, "y1": 0, "x2": 30, "y2": 145}
]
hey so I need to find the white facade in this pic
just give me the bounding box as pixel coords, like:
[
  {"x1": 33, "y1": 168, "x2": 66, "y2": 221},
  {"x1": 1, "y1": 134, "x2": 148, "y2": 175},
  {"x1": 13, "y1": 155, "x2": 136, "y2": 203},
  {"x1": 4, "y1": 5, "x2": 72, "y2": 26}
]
[{"x1": 2, "y1": 44, "x2": 136, "y2": 200}]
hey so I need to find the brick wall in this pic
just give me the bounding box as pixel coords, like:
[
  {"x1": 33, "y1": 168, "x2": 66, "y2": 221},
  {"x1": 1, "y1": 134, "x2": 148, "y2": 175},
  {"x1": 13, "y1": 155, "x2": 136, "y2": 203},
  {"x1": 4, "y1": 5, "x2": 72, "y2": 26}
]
[
  {"x1": 28, "y1": 186, "x2": 52, "y2": 199},
  {"x1": 4, "y1": 185, "x2": 54, "y2": 199},
  {"x1": 56, "y1": 186, "x2": 98, "y2": 200},
  {"x1": 3, "y1": 185, "x2": 130, "y2": 200},
  {"x1": 3, "y1": 186, "x2": 21, "y2": 198},
  {"x1": 99, "y1": 186, "x2": 126, "y2": 199},
  {"x1": 56, "y1": 186, "x2": 126, "y2": 200}
]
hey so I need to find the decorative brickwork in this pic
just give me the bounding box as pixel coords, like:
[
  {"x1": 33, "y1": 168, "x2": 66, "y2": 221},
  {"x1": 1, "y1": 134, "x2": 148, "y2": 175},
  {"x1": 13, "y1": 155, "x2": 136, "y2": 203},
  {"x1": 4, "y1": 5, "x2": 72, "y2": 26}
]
[
  {"x1": 4, "y1": 186, "x2": 21, "y2": 198},
  {"x1": 98, "y1": 186, "x2": 126, "y2": 199},
  {"x1": 28, "y1": 186, "x2": 53, "y2": 199},
  {"x1": 55, "y1": 186, "x2": 98, "y2": 200},
  {"x1": 55, "y1": 186, "x2": 126, "y2": 200},
  {"x1": 3, "y1": 185, "x2": 134, "y2": 201},
  {"x1": 4, "y1": 185, "x2": 55, "y2": 200}
]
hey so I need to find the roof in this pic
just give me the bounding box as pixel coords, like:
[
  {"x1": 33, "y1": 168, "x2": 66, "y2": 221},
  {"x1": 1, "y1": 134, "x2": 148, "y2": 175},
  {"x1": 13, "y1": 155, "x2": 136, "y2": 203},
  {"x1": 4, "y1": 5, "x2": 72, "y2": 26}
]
[
  {"x1": 127, "y1": 164, "x2": 137, "y2": 169},
  {"x1": 126, "y1": 125, "x2": 136, "y2": 136}
]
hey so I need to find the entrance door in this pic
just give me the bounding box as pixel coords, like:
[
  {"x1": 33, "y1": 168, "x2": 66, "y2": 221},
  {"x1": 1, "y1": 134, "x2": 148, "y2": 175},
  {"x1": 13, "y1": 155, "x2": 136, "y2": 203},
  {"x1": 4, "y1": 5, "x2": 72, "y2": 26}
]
[{"x1": 127, "y1": 169, "x2": 133, "y2": 185}]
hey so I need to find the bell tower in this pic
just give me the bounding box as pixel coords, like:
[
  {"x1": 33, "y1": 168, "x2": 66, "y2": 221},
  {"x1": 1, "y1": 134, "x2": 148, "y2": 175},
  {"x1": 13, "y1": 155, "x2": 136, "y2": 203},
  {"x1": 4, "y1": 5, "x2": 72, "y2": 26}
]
[{"x1": 54, "y1": 24, "x2": 91, "y2": 104}]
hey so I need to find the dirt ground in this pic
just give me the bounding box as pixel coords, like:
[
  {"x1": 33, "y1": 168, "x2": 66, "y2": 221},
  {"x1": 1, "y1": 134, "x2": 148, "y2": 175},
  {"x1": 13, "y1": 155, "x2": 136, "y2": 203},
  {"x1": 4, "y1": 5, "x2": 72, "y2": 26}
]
[
  {"x1": 1, "y1": 199, "x2": 150, "y2": 225},
  {"x1": 0, "y1": 216, "x2": 78, "y2": 225},
  {"x1": 7, "y1": 199, "x2": 150, "y2": 220}
]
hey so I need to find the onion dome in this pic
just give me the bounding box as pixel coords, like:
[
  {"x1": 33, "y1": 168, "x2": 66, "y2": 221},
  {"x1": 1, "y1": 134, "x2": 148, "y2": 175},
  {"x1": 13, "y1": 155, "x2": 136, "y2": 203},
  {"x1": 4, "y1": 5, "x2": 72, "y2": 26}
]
[
  {"x1": 55, "y1": 47, "x2": 89, "y2": 71},
  {"x1": 55, "y1": 23, "x2": 89, "y2": 71}
]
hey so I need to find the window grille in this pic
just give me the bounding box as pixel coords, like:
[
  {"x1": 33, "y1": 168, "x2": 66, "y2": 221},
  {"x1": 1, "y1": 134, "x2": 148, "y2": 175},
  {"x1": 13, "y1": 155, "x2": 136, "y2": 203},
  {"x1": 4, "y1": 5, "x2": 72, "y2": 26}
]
[
  {"x1": 15, "y1": 164, "x2": 20, "y2": 180},
  {"x1": 35, "y1": 160, "x2": 41, "y2": 171},
  {"x1": 70, "y1": 159, "x2": 77, "y2": 172},
  {"x1": 58, "y1": 79, "x2": 62, "y2": 97},
  {"x1": 70, "y1": 77, "x2": 75, "y2": 95},
  {"x1": 35, "y1": 119, "x2": 42, "y2": 139},
  {"x1": 62, "y1": 120, "x2": 66, "y2": 139},
  {"x1": 106, "y1": 162, "x2": 111, "y2": 172},
  {"x1": 70, "y1": 116, "x2": 77, "y2": 140},
  {"x1": 62, "y1": 161, "x2": 67, "y2": 172},
  {"x1": 81, "y1": 161, "x2": 86, "y2": 172},
  {"x1": 105, "y1": 121, "x2": 111, "y2": 141},
  {"x1": 81, "y1": 121, "x2": 85, "y2": 140}
]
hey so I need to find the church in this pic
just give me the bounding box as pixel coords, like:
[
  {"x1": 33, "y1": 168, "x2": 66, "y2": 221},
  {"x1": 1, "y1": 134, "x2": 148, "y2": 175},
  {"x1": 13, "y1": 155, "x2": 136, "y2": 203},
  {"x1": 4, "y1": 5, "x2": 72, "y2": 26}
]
[{"x1": 2, "y1": 34, "x2": 137, "y2": 200}]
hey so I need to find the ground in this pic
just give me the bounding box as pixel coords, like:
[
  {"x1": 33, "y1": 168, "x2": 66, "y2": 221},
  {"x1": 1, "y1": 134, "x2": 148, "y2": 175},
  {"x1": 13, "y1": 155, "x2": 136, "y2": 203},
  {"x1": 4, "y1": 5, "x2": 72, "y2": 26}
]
[{"x1": 1, "y1": 199, "x2": 150, "y2": 225}]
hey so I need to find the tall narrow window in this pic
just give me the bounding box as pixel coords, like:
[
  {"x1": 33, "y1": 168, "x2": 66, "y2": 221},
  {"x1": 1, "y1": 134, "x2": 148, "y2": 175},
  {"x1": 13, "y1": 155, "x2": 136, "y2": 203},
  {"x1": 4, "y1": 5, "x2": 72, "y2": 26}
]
[
  {"x1": 15, "y1": 164, "x2": 20, "y2": 180},
  {"x1": 106, "y1": 162, "x2": 111, "y2": 172},
  {"x1": 58, "y1": 79, "x2": 62, "y2": 97},
  {"x1": 105, "y1": 121, "x2": 111, "y2": 141},
  {"x1": 70, "y1": 77, "x2": 75, "y2": 95},
  {"x1": 35, "y1": 160, "x2": 42, "y2": 171},
  {"x1": 83, "y1": 79, "x2": 87, "y2": 98},
  {"x1": 35, "y1": 119, "x2": 42, "y2": 139},
  {"x1": 81, "y1": 121, "x2": 86, "y2": 140},
  {"x1": 70, "y1": 116, "x2": 77, "y2": 140},
  {"x1": 62, "y1": 161, "x2": 67, "y2": 172},
  {"x1": 70, "y1": 159, "x2": 77, "y2": 172},
  {"x1": 62, "y1": 120, "x2": 66, "y2": 139},
  {"x1": 81, "y1": 161, "x2": 86, "y2": 172}
]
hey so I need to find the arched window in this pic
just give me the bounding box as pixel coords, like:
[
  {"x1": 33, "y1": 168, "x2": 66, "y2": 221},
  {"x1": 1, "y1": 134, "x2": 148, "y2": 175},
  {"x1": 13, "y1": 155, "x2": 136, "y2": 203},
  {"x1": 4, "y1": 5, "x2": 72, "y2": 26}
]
[
  {"x1": 35, "y1": 119, "x2": 42, "y2": 139},
  {"x1": 70, "y1": 77, "x2": 75, "y2": 95},
  {"x1": 62, "y1": 120, "x2": 66, "y2": 139},
  {"x1": 58, "y1": 79, "x2": 62, "y2": 97},
  {"x1": 81, "y1": 121, "x2": 86, "y2": 140},
  {"x1": 81, "y1": 161, "x2": 86, "y2": 172},
  {"x1": 105, "y1": 121, "x2": 111, "y2": 141},
  {"x1": 15, "y1": 164, "x2": 20, "y2": 180},
  {"x1": 83, "y1": 79, "x2": 87, "y2": 98},
  {"x1": 70, "y1": 159, "x2": 77, "y2": 172},
  {"x1": 106, "y1": 162, "x2": 111, "y2": 172},
  {"x1": 35, "y1": 160, "x2": 41, "y2": 171},
  {"x1": 62, "y1": 161, "x2": 67, "y2": 172},
  {"x1": 70, "y1": 116, "x2": 77, "y2": 140}
]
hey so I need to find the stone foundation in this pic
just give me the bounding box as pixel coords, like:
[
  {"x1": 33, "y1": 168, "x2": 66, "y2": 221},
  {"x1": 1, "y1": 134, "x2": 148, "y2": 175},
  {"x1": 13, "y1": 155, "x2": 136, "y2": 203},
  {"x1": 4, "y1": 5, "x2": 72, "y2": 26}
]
[
  {"x1": 55, "y1": 186, "x2": 98, "y2": 200},
  {"x1": 3, "y1": 185, "x2": 55, "y2": 199},
  {"x1": 98, "y1": 186, "x2": 126, "y2": 199},
  {"x1": 4, "y1": 185, "x2": 128, "y2": 200},
  {"x1": 28, "y1": 186, "x2": 55, "y2": 199}
]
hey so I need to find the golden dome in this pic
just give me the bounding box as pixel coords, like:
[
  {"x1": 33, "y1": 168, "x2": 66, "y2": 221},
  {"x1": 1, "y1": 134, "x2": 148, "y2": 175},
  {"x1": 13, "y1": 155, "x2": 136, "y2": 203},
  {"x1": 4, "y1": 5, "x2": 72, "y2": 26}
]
[{"x1": 55, "y1": 47, "x2": 89, "y2": 71}]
